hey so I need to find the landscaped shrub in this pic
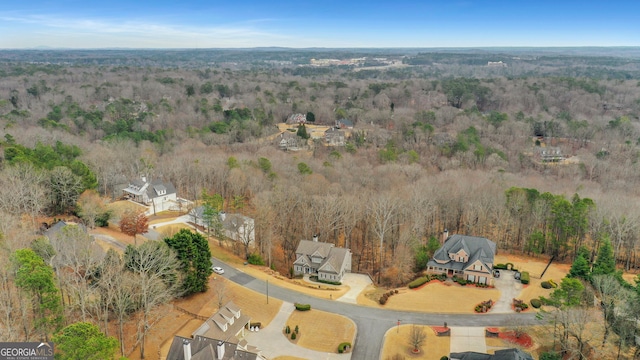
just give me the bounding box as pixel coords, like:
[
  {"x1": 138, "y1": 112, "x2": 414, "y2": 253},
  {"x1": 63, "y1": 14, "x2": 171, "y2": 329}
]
[
  {"x1": 530, "y1": 299, "x2": 542, "y2": 308},
  {"x1": 440, "y1": 357, "x2": 449, "y2": 360},
  {"x1": 317, "y1": 278, "x2": 342, "y2": 285},
  {"x1": 520, "y1": 271, "x2": 530, "y2": 284},
  {"x1": 247, "y1": 253, "x2": 265, "y2": 265},
  {"x1": 454, "y1": 277, "x2": 468, "y2": 286},
  {"x1": 494, "y1": 263, "x2": 507, "y2": 270},
  {"x1": 436, "y1": 273, "x2": 447, "y2": 281},
  {"x1": 394, "y1": 289, "x2": 399, "y2": 294},
  {"x1": 548, "y1": 279, "x2": 558, "y2": 288},
  {"x1": 379, "y1": 297, "x2": 387, "y2": 305},
  {"x1": 541, "y1": 281, "x2": 552, "y2": 289},
  {"x1": 291, "y1": 332, "x2": 297, "y2": 340},
  {"x1": 408, "y1": 276, "x2": 429, "y2": 289},
  {"x1": 338, "y1": 342, "x2": 351, "y2": 353},
  {"x1": 295, "y1": 303, "x2": 311, "y2": 311},
  {"x1": 285, "y1": 325, "x2": 290, "y2": 334},
  {"x1": 295, "y1": 325, "x2": 299, "y2": 334}
]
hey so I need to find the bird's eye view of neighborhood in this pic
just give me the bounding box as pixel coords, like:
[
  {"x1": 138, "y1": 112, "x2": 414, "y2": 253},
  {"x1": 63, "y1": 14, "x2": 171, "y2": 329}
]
[{"x1": 1, "y1": 1, "x2": 640, "y2": 360}]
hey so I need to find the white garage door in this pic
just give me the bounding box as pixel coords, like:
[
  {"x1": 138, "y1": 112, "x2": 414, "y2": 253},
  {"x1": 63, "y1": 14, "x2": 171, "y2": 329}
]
[
  {"x1": 478, "y1": 276, "x2": 487, "y2": 284},
  {"x1": 466, "y1": 275, "x2": 475, "y2": 282}
]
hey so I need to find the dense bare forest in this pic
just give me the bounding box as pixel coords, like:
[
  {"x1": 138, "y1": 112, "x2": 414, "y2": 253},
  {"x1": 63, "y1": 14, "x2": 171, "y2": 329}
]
[{"x1": 1, "y1": 48, "x2": 640, "y2": 352}]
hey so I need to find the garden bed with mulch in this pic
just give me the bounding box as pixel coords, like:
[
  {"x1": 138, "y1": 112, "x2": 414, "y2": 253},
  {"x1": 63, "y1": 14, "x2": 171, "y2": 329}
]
[{"x1": 498, "y1": 330, "x2": 533, "y2": 348}]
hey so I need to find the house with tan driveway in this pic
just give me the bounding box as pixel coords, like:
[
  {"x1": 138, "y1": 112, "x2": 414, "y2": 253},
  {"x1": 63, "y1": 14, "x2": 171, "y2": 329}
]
[{"x1": 426, "y1": 233, "x2": 497, "y2": 285}]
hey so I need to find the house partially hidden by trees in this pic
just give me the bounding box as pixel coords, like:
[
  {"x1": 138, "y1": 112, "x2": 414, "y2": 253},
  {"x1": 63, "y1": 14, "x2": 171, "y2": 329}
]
[
  {"x1": 189, "y1": 208, "x2": 255, "y2": 246},
  {"x1": 336, "y1": 118, "x2": 354, "y2": 129},
  {"x1": 426, "y1": 233, "x2": 496, "y2": 285},
  {"x1": 293, "y1": 235, "x2": 352, "y2": 282},
  {"x1": 122, "y1": 175, "x2": 177, "y2": 213},
  {"x1": 287, "y1": 113, "x2": 306, "y2": 124},
  {"x1": 324, "y1": 128, "x2": 346, "y2": 146}
]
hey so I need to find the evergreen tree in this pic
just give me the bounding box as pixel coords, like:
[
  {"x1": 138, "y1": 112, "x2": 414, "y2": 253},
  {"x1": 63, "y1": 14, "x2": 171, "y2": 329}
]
[
  {"x1": 593, "y1": 237, "x2": 616, "y2": 276},
  {"x1": 568, "y1": 254, "x2": 591, "y2": 282},
  {"x1": 164, "y1": 229, "x2": 213, "y2": 295},
  {"x1": 296, "y1": 124, "x2": 310, "y2": 139},
  {"x1": 53, "y1": 322, "x2": 118, "y2": 360}
]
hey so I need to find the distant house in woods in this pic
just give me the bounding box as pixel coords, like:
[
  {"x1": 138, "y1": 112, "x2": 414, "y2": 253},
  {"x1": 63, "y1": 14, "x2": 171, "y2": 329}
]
[
  {"x1": 287, "y1": 113, "x2": 306, "y2": 124},
  {"x1": 325, "y1": 128, "x2": 346, "y2": 146},
  {"x1": 293, "y1": 235, "x2": 352, "y2": 282},
  {"x1": 426, "y1": 232, "x2": 497, "y2": 285},
  {"x1": 450, "y1": 348, "x2": 534, "y2": 360},
  {"x1": 167, "y1": 301, "x2": 264, "y2": 360},
  {"x1": 336, "y1": 118, "x2": 354, "y2": 129},
  {"x1": 189, "y1": 208, "x2": 255, "y2": 246},
  {"x1": 122, "y1": 175, "x2": 177, "y2": 213}
]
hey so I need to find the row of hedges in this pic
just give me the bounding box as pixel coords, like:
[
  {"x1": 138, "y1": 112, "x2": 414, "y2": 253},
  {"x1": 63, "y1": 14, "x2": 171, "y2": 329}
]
[
  {"x1": 295, "y1": 303, "x2": 311, "y2": 311},
  {"x1": 379, "y1": 289, "x2": 399, "y2": 305},
  {"x1": 338, "y1": 342, "x2": 351, "y2": 353},
  {"x1": 408, "y1": 274, "x2": 446, "y2": 289},
  {"x1": 317, "y1": 278, "x2": 342, "y2": 286},
  {"x1": 520, "y1": 271, "x2": 530, "y2": 285},
  {"x1": 494, "y1": 263, "x2": 517, "y2": 271}
]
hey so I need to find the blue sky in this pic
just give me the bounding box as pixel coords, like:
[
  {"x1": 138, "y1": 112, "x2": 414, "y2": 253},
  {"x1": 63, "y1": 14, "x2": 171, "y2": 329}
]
[{"x1": 0, "y1": 1, "x2": 638, "y2": 49}]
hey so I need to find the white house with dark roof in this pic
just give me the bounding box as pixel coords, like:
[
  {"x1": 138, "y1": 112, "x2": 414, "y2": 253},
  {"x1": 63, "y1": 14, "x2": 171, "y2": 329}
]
[
  {"x1": 122, "y1": 175, "x2": 177, "y2": 214},
  {"x1": 426, "y1": 234, "x2": 497, "y2": 285},
  {"x1": 293, "y1": 235, "x2": 352, "y2": 282}
]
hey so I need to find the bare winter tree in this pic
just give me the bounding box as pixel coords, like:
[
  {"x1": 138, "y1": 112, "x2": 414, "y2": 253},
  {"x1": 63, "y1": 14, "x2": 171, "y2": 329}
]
[
  {"x1": 409, "y1": 325, "x2": 427, "y2": 353},
  {"x1": 124, "y1": 241, "x2": 182, "y2": 359},
  {"x1": 49, "y1": 224, "x2": 104, "y2": 321}
]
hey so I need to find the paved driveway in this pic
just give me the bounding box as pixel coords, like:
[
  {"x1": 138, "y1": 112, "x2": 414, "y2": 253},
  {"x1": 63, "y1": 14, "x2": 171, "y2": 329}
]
[
  {"x1": 244, "y1": 301, "x2": 351, "y2": 359},
  {"x1": 449, "y1": 327, "x2": 487, "y2": 354},
  {"x1": 490, "y1": 270, "x2": 523, "y2": 313},
  {"x1": 337, "y1": 273, "x2": 373, "y2": 304}
]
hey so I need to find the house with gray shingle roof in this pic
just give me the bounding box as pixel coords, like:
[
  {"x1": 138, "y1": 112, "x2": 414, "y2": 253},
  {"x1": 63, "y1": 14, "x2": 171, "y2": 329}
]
[
  {"x1": 293, "y1": 235, "x2": 352, "y2": 282},
  {"x1": 190, "y1": 301, "x2": 254, "y2": 348},
  {"x1": 122, "y1": 175, "x2": 177, "y2": 214},
  {"x1": 450, "y1": 348, "x2": 534, "y2": 360},
  {"x1": 426, "y1": 234, "x2": 497, "y2": 285},
  {"x1": 166, "y1": 335, "x2": 264, "y2": 360}
]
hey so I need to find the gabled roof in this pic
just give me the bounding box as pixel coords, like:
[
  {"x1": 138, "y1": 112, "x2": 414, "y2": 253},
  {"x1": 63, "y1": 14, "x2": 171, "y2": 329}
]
[
  {"x1": 450, "y1": 349, "x2": 533, "y2": 360},
  {"x1": 433, "y1": 235, "x2": 495, "y2": 264},
  {"x1": 295, "y1": 240, "x2": 334, "y2": 258},
  {"x1": 192, "y1": 301, "x2": 250, "y2": 341},
  {"x1": 146, "y1": 178, "x2": 176, "y2": 199},
  {"x1": 166, "y1": 335, "x2": 259, "y2": 360},
  {"x1": 318, "y1": 247, "x2": 351, "y2": 275}
]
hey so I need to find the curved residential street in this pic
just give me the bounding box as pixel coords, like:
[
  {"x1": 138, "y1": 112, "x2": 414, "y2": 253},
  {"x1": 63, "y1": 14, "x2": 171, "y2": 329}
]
[{"x1": 211, "y1": 259, "x2": 542, "y2": 360}]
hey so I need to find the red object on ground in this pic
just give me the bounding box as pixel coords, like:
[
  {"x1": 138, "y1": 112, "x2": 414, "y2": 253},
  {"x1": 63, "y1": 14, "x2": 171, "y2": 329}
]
[
  {"x1": 432, "y1": 326, "x2": 449, "y2": 334},
  {"x1": 498, "y1": 330, "x2": 533, "y2": 348}
]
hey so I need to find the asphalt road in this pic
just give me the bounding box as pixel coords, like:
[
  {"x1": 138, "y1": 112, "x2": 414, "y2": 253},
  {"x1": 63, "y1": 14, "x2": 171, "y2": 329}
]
[{"x1": 212, "y1": 259, "x2": 542, "y2": 360}]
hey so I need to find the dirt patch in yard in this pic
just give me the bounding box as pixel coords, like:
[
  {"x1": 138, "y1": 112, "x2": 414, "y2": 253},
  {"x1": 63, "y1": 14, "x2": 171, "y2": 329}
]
[
  {"x1": 382, "y1": 325, "x2": 449, "y2": 360},
  {"x1": 154, "y1": 223, "x2": 191, "y2": 238},
  {"x1": 284, "y1": 309, "x2": 355, "y2": 353}
]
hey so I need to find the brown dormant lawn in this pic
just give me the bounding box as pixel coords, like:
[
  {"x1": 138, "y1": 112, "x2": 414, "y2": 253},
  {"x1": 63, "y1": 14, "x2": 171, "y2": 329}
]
[
  {"x1": 284, "y1": 309, "x2": 356, "y2": 353},
  {"x1": 359, "y1": 282, "x2": 500, "y2": 314},
  {"x1": 381, "y1": 325, "x2": 449, "y2": 360},
  {"x1": 494, "y1": 254, "x2": 570, "y2": 303}
]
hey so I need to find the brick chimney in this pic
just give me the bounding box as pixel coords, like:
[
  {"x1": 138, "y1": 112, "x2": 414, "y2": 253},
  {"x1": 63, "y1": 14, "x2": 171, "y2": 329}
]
[{"x1": 442, "y1": 229, "x2": 449, "y2": 244}]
